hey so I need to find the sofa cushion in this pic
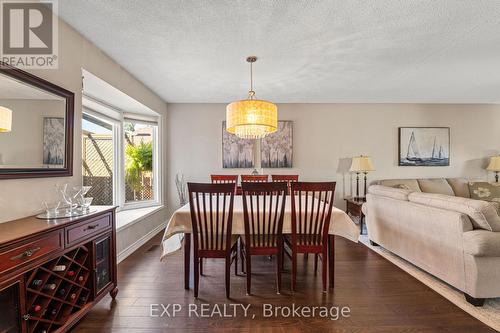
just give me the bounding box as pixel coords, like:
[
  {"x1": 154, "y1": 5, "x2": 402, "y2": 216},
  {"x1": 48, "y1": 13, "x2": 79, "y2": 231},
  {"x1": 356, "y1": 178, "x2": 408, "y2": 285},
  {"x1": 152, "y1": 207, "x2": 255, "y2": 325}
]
[
  {"x1": 447, "y1": 178, "x2": 471, "y2": 198},
  {"x1": 377, "y1": 179, "x2": 421, "y2": 192},
  {"x1": 469, "y1": 182, "x2": 500, "y2": 204},
  {"x1": 418, "y1": 178, "x2": 454, "y2": 196},
  {"x1": 463, "y1": 230, "x2": 500, "y2": 257},
  {"x1": 408, "y1": 192, "x2": 500, "y2": 231},
  {"x1": 368, "y1": 185, "x2": 412, "y2": 201}
]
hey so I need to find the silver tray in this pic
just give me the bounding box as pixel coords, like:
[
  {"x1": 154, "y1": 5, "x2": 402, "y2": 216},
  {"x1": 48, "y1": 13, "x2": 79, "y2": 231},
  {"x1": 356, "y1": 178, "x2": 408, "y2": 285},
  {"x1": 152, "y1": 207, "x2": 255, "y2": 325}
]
[{"x1": 36, "y1": 208, "x2": 97, "y2": 220}]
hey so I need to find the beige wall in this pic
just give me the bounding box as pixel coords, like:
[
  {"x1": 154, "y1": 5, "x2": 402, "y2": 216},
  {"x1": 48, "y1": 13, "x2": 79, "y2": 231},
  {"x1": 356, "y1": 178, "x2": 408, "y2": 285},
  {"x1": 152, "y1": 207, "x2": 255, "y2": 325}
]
[
  {"x1": 0, "y1": 99, "x2": 65, "y2": 167},
  {"x1": 167, "y1": 103, "x2": 500, "y2": 213},
  {"x1": 0, "y1": 19, "x2": 168, "y2": 257}
]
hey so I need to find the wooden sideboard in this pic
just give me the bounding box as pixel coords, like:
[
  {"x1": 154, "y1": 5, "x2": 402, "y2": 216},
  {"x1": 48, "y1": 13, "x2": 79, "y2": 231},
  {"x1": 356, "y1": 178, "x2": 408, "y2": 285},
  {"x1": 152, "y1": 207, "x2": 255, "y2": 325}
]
[{"x1": 0, "y1": 207, "x2": 118, "y2": 333}]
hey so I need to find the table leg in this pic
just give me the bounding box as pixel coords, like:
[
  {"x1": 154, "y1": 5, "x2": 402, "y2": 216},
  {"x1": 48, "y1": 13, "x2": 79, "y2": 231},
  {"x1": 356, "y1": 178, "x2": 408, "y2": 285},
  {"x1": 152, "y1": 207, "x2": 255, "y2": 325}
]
[
  {"x1": 184, "y1": 233, "x2": 191, "y2": 290},
  {"x1": 328, "y1": 235, "x2": 334, "y2": 290}
]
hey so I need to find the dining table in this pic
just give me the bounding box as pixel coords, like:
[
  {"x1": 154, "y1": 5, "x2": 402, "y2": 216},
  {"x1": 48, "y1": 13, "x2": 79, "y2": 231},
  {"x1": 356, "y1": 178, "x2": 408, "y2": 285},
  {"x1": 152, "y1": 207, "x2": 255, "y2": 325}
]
[{"x1": 160, "y1": 195, "x2": 360, "y2": 290}]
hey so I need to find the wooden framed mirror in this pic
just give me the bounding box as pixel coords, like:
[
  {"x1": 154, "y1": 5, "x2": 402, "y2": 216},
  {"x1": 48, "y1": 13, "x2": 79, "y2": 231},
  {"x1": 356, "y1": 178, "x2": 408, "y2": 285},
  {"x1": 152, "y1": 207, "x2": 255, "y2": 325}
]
[{"x1": 0, "y1": 62, "x2": 74, "y2": 179}]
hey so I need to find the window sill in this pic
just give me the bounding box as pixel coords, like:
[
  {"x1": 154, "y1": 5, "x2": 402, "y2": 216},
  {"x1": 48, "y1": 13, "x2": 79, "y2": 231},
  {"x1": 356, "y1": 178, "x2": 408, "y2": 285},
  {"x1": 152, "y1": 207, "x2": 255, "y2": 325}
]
[{"x1": 116, "y1": 205, "x2": 164, "y2": 232}]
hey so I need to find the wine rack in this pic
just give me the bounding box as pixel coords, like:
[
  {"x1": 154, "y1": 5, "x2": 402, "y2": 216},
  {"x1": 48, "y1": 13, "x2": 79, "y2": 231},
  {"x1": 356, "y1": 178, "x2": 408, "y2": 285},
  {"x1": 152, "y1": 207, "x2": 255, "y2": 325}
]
[
  {"x1": 25, "y1": 246, "x2": 92, "y2": 333},
  {"x1": 0, "y1": 207, "x2": 117, "y2": 333}
]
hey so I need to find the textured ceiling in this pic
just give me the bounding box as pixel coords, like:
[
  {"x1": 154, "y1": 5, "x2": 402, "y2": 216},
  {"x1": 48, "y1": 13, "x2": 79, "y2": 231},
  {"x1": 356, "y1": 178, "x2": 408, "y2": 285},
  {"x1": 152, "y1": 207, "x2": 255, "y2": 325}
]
[{"x1": 59, "y1": 1, "x2": 500, "y2": 103}]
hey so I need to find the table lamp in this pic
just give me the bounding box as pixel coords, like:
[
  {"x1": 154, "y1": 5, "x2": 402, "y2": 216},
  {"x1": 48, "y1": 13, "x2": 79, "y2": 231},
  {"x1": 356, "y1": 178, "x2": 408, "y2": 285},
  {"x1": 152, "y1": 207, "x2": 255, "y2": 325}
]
[
  {"x1": 350, "y1": 155, "x2": 375, "y2": 201},
  {"x1": 487, "y1": 156, "x2": 500, "y2": 183}
]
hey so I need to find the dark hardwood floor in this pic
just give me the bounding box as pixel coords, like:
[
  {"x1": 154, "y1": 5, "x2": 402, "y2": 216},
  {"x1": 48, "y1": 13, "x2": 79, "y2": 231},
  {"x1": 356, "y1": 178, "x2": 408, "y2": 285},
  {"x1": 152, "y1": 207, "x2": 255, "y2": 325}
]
[{"x1": 72, "y1": 233, "x2": 495, "y2": 333}]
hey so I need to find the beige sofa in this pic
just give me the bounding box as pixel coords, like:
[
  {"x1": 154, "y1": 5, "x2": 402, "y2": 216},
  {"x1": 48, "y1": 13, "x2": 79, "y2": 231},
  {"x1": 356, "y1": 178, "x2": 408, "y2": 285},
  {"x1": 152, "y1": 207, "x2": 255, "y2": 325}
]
[{"x1": 364, "y1": 178, "x2": 500, "y2": 306}]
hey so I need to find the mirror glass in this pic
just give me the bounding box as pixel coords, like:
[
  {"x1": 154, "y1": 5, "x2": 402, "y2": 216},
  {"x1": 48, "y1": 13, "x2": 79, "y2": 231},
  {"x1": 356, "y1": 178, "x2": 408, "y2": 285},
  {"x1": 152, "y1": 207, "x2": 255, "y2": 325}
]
[{"x1": 0, "y1": 72, "x2": 67, "y2": 169}]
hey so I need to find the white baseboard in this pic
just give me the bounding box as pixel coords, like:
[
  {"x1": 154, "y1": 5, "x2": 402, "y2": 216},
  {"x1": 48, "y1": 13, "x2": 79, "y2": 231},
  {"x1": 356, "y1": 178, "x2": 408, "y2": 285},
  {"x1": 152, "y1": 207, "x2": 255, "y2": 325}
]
[{"x1": 117, "y1": 221, "x2": 167, "y2": 264}]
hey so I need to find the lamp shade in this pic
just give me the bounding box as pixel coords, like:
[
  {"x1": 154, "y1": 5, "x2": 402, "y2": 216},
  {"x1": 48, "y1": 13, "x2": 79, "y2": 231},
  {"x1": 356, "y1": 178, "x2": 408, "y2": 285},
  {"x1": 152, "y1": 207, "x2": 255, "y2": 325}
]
[
  {"x1": 350, "y1": 155, "x2": 375, "y2": 172},
  {"x1": 0, "y1": 106, "x2": 12, "y2": 132},
  {"x1": 487, "y1": 156, "x2": 500, "y2": 172},
  {"x1": 226, "y1": 99, "x2": 278, "y2": 139}
]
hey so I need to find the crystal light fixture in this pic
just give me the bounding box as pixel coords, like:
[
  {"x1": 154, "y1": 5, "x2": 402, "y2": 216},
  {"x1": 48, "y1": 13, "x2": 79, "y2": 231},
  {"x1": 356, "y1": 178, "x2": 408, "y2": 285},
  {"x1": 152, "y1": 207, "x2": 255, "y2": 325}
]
[
  {"x1": 226, "y1": 56, "x2": 278, "y2": 139},
  {"x1": 0, "y1": 106, "x2": 12, "y2": 132}
]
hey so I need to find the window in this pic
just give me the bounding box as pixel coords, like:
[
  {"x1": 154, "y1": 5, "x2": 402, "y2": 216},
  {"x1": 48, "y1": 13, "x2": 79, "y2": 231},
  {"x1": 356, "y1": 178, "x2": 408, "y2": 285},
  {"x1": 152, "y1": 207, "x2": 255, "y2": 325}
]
[
  {"x1": 124, "y1": 120, "x2": 157, "y2": 204},
  {"x1": 82, "y1": 110, "x2": 161, "y2": 211},
  {"x1": 82, "y1": 114, "x2": 115, "y2": 205}
]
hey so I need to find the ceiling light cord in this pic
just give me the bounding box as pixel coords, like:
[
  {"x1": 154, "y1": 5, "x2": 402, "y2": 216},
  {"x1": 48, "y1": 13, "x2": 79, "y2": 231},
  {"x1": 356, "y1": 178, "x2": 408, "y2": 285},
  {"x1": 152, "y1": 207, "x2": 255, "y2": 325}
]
[{"x1": 248, "y1": 57, "x2": 256, "y2": 99}]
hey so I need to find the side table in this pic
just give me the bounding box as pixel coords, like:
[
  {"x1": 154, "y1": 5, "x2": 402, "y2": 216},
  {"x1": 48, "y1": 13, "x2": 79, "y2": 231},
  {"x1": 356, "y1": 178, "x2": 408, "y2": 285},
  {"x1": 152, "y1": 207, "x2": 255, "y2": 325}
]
[{"x1": 345, "y1": 198, "x2": 366, "y2": 235}]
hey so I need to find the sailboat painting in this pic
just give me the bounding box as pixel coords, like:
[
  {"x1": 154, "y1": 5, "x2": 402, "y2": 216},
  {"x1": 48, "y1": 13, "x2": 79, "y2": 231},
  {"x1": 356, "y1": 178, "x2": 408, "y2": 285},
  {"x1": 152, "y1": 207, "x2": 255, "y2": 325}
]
[{"x1": 399, "y1": 127, "x2": 450, "y2": 166}]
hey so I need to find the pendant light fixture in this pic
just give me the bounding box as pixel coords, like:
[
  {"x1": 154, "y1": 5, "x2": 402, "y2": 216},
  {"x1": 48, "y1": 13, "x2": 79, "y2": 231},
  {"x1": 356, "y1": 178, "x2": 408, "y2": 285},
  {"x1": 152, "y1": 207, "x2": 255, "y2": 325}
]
[
  {"x1": 0, "y1": 106, "x2": 12, "y2": 132},
  {"x1": 226, "y1": 56, "x2": 278, "y2": 139}
]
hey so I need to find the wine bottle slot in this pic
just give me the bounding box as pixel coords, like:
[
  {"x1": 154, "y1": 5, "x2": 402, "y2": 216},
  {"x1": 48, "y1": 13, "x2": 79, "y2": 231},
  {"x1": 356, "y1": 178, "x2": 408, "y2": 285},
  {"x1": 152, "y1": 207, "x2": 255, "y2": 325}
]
[
  {"x1": 53, "y1": 265, "x2": 67, "y2": 272},
  {"x1": 47, "y1": 308, "x2": 57, "y2": 316},
  {"x1": 42, "y1": 283, "x2": 56, "y2": 290},
  {"x1": 32, "y1": 279, "x2": 43, "y2": 287}
]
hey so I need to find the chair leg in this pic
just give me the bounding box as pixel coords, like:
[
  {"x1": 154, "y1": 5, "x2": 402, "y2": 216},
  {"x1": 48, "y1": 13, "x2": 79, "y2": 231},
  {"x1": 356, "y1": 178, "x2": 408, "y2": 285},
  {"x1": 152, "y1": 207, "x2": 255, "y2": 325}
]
[
  {"x1": 280, "y1": 245, "x2": 285, "y2": 272},
  {"x1": 240, "y1": 246, "x2": 245, "y2": 274},
  {"x1": 276, "y1": 249, "x2": 282, "y2": 295},
  {"x1": 291, "y1": 250, "x2": 297, "y2": 292},
  {"x1": 329, "y1": 235, "x2": 335, "y2": 291},
  {"x1": 281, "y1": 244, "x2": 285, "y2": 270},
  {"x1": 314, "y1": 253, "x2": 318, "y2": 274},
  {"x1": 246, "y1": 251, "x2": 252, "y2": 295},
  {"x1": 234, "y1": 248, "x2": 238, "y2": 276},
  {"x1": 225, "y1": 258, "x2": 231, "y2": 298},
  {"x1": 322, "y1": 248, "x2": 328, "y2": 293},
  {"x1": 200, "y1": 258, "x2": 203, "y2": 276},
  {"x1": 184, "y1": 233, "x2": 191, "y2": 290},
  {"x1": 193, "y1": 254, "x2": 200, "y2": 298}
]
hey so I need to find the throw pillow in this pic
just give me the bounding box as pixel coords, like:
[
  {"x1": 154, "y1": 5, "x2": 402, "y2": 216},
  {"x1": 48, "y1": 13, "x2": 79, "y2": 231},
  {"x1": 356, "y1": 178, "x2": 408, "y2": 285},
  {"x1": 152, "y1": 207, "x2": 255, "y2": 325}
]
[
  {"x1": 418, "y1": 178, "x2": 455, "y2": 196},
  {"x1": 392, "y1": 184, "x2": 411, "y2": 190},
  {"x1": 469, "y1": 182, "x2": 500, "y2": 203}
]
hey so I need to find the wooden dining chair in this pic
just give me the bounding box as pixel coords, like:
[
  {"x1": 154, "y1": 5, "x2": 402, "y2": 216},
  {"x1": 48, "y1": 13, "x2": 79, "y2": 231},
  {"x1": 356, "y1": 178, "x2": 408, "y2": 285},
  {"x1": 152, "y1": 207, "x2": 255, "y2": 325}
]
[
  {"x1": 241, "y1": 174, "x2": 269, "y2": 182},
  {"x1": 271, "y1": 175, "x2": 299, "y2": 194},
  {"x1": 285, "y1": 181, "x2": 336, "y2": 293},
  {"x1": 211, "y1": 174, "x2": 239, "y2": 184},
  {"x1": 187, "y1": 182, "x2": 238, "y2": 298},
  {"x1": 241, "y1": 181, "x2": 288, "y2": 295}
]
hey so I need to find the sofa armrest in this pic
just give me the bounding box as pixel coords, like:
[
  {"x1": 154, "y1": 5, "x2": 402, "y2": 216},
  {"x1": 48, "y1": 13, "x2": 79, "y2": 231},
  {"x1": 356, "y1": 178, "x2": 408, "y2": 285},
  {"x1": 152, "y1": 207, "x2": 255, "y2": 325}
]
[{"x1": 463, "y1": 230, "x2": 500, "y2": 257}]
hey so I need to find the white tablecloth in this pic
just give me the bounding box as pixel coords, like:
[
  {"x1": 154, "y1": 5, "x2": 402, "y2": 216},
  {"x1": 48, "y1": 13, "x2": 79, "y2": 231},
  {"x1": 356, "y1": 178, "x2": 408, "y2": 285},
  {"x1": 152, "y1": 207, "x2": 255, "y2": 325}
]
[{"x1": 160, "y1": 196, "x2": 359, "y2": 260}]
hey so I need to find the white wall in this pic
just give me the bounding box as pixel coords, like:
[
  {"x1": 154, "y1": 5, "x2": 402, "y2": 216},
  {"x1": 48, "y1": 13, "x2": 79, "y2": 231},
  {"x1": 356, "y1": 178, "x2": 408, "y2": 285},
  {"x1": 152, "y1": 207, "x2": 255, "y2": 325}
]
[
  {"x1": 167, "y1": 103, "x2": 500, "y2": 213},
  {"x1": 0, "y1": 19, "x2": 168, "y2": 256}
]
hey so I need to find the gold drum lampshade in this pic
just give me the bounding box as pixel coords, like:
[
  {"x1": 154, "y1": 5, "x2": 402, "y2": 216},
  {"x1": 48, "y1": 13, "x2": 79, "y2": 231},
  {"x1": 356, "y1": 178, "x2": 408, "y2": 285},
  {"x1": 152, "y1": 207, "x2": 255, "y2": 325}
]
[
  {"x1": 350, "y1": 155, "x2": 375, "y2": 172},
  {"x1": 226, "y1": 99, "x2": 277, "y2": 139},
  {"x1": 0, "y1": 106, "x2": 12, "y2": 132},
  {"x1": 487, "y1": 156, "x2": 500, "y2": 172},
  {"x1": 227, "y1": 56, "x2": 278, "y2": 139}
]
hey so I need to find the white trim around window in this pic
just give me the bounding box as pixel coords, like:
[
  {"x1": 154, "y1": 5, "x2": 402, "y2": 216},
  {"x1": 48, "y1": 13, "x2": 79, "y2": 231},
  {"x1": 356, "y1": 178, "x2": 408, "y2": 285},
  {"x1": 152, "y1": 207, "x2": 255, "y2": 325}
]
[{"x1": 82, "y1": 106, "x2": 162, "y2": 213}]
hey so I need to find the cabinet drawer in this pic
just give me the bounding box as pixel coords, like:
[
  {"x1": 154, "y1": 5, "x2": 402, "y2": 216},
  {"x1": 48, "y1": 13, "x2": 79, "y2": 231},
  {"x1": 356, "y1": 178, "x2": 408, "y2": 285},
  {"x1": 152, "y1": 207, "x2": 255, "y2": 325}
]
[
  {"x1": 0, "y1": 231, "x2": 63, "y2": 274},
  {"x1": 66, "y1": 214, "x2": 111, "y2": 246}
]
